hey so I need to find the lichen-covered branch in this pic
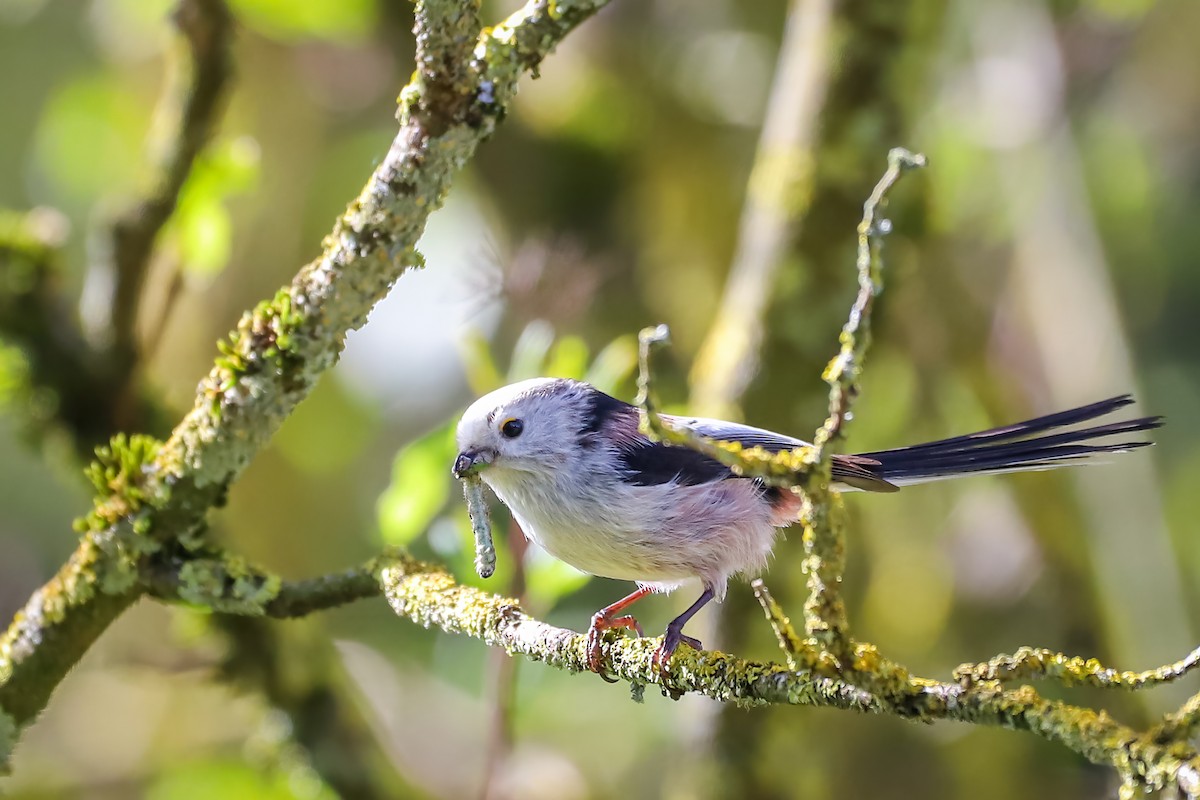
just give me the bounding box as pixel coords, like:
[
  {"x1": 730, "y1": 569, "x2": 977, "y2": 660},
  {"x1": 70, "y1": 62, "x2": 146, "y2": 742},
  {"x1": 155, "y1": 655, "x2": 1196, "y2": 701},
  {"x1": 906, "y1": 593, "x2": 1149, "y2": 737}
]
[
  {"x1": 0, "y1": 4, "x2": 399, "y2": 793},
  {"x1": 799, "y1": 147, "x2": 925, "y2": 653},
  {"x1": 619, "y1": 149, "x2": 1200, "y2": 794},
  {"x1": 955, "y1": 645, "x2": 1200, "y2": 690},
  {"x1": 750, "y1": 579, "x2": 805, "y2": 670},
  {"x1": 375, "y1": 553, "x2": 1200, "y2": 795},
  {"x1": 142, "y1": 550, "x2": 387, "y2": 618},
  {"x1": 4, "y1": 4, "x2": 1198, "y2": 793},
  {"x1": 1155, "y1": 689, "x2": 1200, "y2": 744},
  {"x1": 636, "y1": 325, "x2": 820, "y2": 486},
  {"x1": 0, "y1": 0, "x2": 611, "y2": 762},
  {"x1": 635, "y1": 150, "x2": 925, "y2": 657}
]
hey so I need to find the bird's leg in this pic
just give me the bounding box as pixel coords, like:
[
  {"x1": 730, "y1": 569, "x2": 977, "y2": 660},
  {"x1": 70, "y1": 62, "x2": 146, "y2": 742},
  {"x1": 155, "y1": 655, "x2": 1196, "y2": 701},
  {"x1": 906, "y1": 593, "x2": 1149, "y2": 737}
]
[
  {"x1": 652, "y1": 588, "x2": 715, "y2": 675},
  {"x1": 586, "y1": 586, "x2": 652, "y2": 678}
]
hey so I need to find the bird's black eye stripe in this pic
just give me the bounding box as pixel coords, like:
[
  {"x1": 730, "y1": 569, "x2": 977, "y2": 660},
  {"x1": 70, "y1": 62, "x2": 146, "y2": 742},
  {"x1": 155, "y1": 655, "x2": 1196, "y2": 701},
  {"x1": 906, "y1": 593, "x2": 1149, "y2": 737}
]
[{"x1": 500, "y1": 418, "x2": 524, "y2": 438}]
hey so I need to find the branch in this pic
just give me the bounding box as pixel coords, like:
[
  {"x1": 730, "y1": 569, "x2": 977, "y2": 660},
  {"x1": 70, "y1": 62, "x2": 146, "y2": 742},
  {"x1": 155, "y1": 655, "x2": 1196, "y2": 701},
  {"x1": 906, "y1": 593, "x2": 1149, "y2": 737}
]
[
  {"x1": 689, "y1": 0, "x2": 836, "y2": 418},
  {"x1": 106, "y1": 0, "x2": 233, "y2": 371},
  {"x1": 799, "y1": 147, "x2": 924, "y2": 654},
  {"x1": 375, "y1": 554, "x2": 1200, "y2": 795},
  {"x1": 750, "y1": 578, "x2": 805, "y2": 671},
  {"x1": 142, "y1": 549, "x2": 386, "y2": 618},
  {"x1": 618, "y1": 150, "x2": 1200, "y2": 794},
  {"x1": 105, "y1": 540, "x2": 1200, "y2": 797},
  {"x1": 0, "y1": 0, "x2": 611, "y2": 761},
  {"x1": 1, "y1": 5, "x2": 399, "y2": 793},
  {"x1": 0, "y1": 210, "x2": 147, "y2": 453},
  {"x1": 636, "y1": 149, "x2": 925, "y2": 657},
  {"x1": 955, "y1": 645, "x2": 1200, "y2": 690}
]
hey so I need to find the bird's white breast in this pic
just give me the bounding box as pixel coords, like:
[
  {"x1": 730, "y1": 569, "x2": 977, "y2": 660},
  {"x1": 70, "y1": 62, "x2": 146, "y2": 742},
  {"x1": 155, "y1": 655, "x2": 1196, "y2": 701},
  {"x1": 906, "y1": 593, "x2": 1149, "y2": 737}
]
[{"x1": 481, "y1": 461, "x2": 783, "y2": 599}]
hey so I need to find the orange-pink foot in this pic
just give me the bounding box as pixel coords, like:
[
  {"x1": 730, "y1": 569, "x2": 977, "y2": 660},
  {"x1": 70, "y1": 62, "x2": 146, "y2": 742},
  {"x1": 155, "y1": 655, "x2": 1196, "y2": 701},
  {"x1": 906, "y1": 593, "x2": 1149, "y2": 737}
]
[{"x1": 585, "y1": 611, "x2": 644, "y2": 681}]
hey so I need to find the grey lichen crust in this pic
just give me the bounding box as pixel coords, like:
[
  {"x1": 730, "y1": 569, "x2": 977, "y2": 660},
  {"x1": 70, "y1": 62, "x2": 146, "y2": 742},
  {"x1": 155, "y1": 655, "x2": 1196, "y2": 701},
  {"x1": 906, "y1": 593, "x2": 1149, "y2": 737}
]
[{"x1": 176, "y1": 556, "x2": 282, "y2": 615}]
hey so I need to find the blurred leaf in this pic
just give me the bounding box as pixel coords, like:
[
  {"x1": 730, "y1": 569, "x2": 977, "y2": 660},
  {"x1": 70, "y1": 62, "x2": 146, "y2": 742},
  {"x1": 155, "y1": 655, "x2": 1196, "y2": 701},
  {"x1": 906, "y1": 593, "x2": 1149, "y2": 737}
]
[
  {"x1": 519, "y1": 62, "x2": 641, "y2": 151},
  {"x1": 274, "y1": 376, "x2": 377, "y2": 474},
  {"x1": 584, "y1": 334, "x2": 638, "y2": 394},
  {"x1": 525, "y1": 547, "x2": 590, "y2": 611},
  {"x1": 177, "y1": 196, "x2": 230, "y2": 274},
  {"x1": 91, "y1": 0, "x2": 175, "y2": 61},
  {"x1": 458, "y1": 327, "x2": 504, "y2": 395},
  {"x1": 1084, "y1": 0, "x2": 1153, "y2": 22},
  {"x1": 34, "y1": 74, "x2": 148, "y2": 206},
  {"x1": 378, "y1": 422, "x2": 456, "y2": 546},
  {"x1": 0, "y1": 344, "x2": 30, "y2": 407},
  {"x1": 172, "y1": 137, "x2": 261, "y2": 276},
  {"x1": 146, "y1": 758, "x2": 332, "y2": 800},
  {"x1": 227, "y1": 0, "x2": 378, "y2": 43},
  {"x1": 203, "y1": 136, "x2": 262, "y2": 195},
  {"x1": 543, "y1": 334, "x2": 589, "y2": 380},
  {"x1": 507, "y1": 319, "x2": 555, "y2": 380}
]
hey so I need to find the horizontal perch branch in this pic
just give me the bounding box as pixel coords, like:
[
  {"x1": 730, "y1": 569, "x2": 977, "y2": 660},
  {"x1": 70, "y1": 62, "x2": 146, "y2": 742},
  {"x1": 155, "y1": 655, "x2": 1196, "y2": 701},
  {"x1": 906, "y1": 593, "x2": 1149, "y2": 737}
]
[{"x1": 376, "y1": 553, "x2": 1200, "y2": 796}]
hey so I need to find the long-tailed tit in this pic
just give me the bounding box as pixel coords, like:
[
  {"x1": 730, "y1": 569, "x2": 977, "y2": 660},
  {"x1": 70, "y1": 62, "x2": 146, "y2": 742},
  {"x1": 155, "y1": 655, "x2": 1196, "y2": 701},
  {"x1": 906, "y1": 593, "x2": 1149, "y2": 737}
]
[{"x1": 453, "y1": 378, "x2": 1159, "y2": 673}]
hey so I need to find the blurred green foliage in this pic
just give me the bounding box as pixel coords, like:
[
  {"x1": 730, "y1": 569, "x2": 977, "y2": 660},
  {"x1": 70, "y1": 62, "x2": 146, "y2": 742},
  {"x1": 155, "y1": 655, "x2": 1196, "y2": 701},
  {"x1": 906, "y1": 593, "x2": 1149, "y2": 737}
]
[{"x1": 2, "y1": 0, "x2": 1200, "y2": 798}]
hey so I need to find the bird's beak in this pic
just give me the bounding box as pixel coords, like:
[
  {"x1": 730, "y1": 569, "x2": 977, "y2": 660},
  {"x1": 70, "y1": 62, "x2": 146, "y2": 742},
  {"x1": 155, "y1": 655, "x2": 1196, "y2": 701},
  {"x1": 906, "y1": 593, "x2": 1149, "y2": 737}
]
[{"x1": 453, "y1": 449, "x2": 493, "y2": 478}]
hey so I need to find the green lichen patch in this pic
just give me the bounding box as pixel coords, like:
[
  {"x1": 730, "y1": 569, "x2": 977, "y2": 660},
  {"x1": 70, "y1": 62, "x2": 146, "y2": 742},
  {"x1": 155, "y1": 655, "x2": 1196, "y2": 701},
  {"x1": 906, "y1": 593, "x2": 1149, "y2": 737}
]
[
  {"x1": 176, "y1": 555, "x2": 282, "y2": 615},
  {"x1": 209, "y1": 288, "x2": 310, "y2": 418}
]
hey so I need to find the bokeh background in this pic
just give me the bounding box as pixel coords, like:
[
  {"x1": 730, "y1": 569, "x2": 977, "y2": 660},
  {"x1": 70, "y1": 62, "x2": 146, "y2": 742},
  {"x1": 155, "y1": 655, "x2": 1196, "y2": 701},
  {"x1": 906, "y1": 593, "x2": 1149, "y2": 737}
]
[{"x1": 3, "y1": 0, "x2": 1200, "y2": 797}]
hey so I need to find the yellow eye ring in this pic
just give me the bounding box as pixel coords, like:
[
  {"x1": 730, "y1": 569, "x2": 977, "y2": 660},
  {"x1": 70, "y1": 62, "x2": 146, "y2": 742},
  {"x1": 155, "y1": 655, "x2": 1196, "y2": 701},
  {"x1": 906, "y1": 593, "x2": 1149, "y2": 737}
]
[{"x1": 500, "y1": 417, "x2": 524, "y2": 438}]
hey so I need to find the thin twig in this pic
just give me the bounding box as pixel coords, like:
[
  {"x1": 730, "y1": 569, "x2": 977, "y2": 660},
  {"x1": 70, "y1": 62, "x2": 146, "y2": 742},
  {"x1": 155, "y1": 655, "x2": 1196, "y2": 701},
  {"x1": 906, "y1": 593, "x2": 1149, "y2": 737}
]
[
  {"x1": 799, "y1": 147, "x2": 925, "y2": 654},
  {"x1": 955, "y1": 645, "x2": 1200, "y2": 690},
  {"x1": 750, "y1": 579, "x2": 806, "y2": 670}
]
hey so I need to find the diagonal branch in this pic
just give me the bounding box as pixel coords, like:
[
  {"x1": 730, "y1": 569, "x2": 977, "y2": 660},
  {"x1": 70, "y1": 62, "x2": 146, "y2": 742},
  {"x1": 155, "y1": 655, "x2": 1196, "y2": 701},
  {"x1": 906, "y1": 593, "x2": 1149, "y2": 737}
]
[
  {"x1": 0, "y1": 0, "x2": 612, "y2": 760},
  {"x1": 2, "y1": 5, "x2": 398, "y2": 793}
]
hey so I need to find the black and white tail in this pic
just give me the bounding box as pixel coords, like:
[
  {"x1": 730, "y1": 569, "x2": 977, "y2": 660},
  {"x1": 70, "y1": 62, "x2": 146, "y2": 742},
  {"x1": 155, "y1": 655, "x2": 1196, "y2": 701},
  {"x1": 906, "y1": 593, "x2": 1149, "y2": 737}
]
[{"x1": 848, "y1": 395, "x2": 1161, "y2": 488}]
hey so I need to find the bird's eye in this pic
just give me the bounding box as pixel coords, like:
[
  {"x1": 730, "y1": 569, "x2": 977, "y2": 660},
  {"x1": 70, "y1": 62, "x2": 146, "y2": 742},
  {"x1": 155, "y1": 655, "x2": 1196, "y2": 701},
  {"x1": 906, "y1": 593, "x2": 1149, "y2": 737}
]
[{"x1": 500, "y1": 418, "x2": 524, "y2": 438}]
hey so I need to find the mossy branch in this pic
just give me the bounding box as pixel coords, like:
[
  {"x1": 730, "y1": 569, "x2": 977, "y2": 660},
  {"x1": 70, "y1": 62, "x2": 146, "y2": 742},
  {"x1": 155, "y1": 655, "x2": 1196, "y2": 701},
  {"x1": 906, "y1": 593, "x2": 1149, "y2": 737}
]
[
  {"x1": 373, "y1": 553, "x2": 1200, "y2": 797},
  {"x1": 142, "y1": 550, "x2": 388, "y2": 618},
  {"x1": 0, "y1": 0, "x2": 611, "y2": 765},
  {"x1": 955, "y1": 645, "x2": 1200, "y2": 690},
  {"x1": 1, "y1": 3, "x2": 403, "y2": 794}
]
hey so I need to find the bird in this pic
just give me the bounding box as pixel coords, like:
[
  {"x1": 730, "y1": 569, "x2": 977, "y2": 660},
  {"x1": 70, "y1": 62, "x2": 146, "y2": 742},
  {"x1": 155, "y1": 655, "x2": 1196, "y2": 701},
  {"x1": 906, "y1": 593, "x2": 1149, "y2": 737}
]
[{"x1": 452, "y1": 377, "x2": 1161, "y2": 675}]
